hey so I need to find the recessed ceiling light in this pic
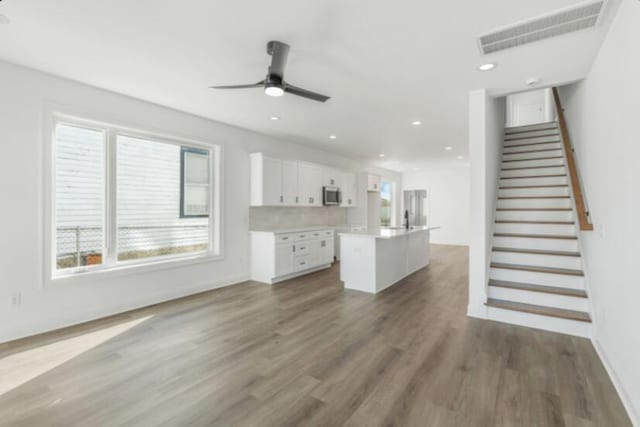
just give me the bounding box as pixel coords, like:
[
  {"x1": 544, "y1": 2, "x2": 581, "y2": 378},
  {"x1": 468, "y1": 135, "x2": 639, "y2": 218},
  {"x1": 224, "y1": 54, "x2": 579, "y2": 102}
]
[
  {"x1": 444, "y1": 146, "x2": 453, "y2": 151},
  {"x1": 0, "y1": 15, "x2": 10, "y2": 25},
  {"x1": 456, "y1": 155, "x2": 464, "y2": 160},
  {"x1": 478, "y1": 63, "x2": 496, "y2": 71},
  {"x1": 379, "y1": 154, "x2": 385, "y2": 158},
  {"x1": 411, "y1": 120, "x2": 422, "y2": 126},
  {"x1": 270, "y1": 115, "x2": 280, "y2": 121},
  {"x1": 329, "y1": 134, "x2": 337, "y2": 140}
]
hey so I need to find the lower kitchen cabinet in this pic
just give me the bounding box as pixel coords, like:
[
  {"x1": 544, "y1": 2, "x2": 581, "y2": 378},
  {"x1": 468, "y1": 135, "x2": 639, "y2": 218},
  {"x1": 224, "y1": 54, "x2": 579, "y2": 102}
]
[{"x1": 250, "y1": 228, "x2": 335, "y2": 284}]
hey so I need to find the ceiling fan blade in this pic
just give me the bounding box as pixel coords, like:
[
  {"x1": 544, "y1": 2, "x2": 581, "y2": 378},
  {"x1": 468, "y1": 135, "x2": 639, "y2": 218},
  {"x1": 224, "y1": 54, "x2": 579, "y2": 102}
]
[
  {"x1": 210, "y1": 80, "x2": 264, "y2": 90},
  {"x1": 267, "y1": 41, "x2": 290, "y2": 78},
  {"x1": 284, "y1": 84, "x2": 331, "y2": 103}
]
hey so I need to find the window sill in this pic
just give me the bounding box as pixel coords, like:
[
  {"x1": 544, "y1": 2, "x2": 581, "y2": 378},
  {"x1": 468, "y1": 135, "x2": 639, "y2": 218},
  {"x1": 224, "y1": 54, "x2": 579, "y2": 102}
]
[{"x1": 47, "y1": 252, "x2": 224, "y2": 287}]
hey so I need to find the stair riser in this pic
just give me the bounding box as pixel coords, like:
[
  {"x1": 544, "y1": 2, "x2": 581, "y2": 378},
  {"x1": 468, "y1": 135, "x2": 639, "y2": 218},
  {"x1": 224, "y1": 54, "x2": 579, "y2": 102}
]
[
  {"x1": 504, "y1": 129, "x2": 560, "y2": 140},
  {"x1": 499, "y1": 187, "x2": 569, "y2": 197},
  {"x1": 501, "y1": 166, "x2": 566, "y2": 178},
  {"x1": 495, "y1": 210, "x2": 574, "y2": 222},
  {"x1": 494, "y1": 222, "x2": 576, "y2": 235},
  {"x1": 505, "y1": 122, "x2": 558, "y2": 133},
  {"x1": 502, "y1": 158, "x2": 564, "y2": 169},
  {"x1": 500, "y1": 176, "x2": 568, "y2": 187},
  {"x1": 490, "y1": 268, "x2": 584, "y2": 289},
  {"x1": 492, "y1": 236, "x2": 578, "y2": 252},
  {"x1": 502, "y1": 149, "x2": 563, "y2": 161},
  {"x1": 486, "y1": 306, "x2": 591, "y2": 338},
  {"x1": 504, "y1": 135, "x2": 561, "y2": 146},
  {"x1": 491, "y1": 251, "x2": 582, "y2": 270},
  {"x1": 488, "y1": 287, "x2": 588, "y2": 312},
  {"x1": 503, "y1": 142, "x2": 562, "y2": 154},
  {"x1": 497, "y1": 198, "x2": 571, "y2": 209}
]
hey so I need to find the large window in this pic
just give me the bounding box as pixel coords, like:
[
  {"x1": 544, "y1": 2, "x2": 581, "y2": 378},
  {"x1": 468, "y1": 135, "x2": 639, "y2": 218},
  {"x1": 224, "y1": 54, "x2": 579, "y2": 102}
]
[{"x1": 51, "y1": 116, "x2": 220, "y2": 277}]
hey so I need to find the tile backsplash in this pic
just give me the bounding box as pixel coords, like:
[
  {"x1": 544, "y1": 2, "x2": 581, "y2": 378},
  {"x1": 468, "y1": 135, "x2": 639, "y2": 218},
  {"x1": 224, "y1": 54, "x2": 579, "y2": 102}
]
[{"x1": 250, "y1": 207, "x2": 348, "y2": 230}]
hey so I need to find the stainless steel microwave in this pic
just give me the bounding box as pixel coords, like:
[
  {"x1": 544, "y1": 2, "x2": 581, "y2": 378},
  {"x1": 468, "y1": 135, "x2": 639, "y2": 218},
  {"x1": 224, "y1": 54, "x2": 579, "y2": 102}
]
[{"x1": 323, "y1": 186, "x2": 342, "y2": 206}]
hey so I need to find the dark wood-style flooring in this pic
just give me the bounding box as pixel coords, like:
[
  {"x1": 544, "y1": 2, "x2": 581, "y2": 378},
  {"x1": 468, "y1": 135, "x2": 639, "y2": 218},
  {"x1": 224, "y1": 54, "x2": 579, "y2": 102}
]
[{"x1": 0, "y1": 245, "x2": 631, "y2": 426}]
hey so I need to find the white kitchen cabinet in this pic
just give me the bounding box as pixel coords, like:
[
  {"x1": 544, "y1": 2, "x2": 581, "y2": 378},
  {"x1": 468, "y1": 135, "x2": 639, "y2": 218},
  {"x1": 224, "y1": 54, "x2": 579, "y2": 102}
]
[
  {"x1": 342, "y1": 172, "x2": 358, "y2": 207},
  {"x1": 250, "y1": 153, "x2": 283, "y2": 206},
  {"x1": 323, "y1": 168, "x2": 342, "y2": 187},
  {"x1": 282, "y1": 160, "x2": 299, "y2": 206},
  {"x1": 274, "y1": 243, "x2": 295, "y2": 276},
  {"x1": 298, "y1": 162, "x2": 324, "y2": 206},
  {"x1": 367, "y1": 173, "x2": 381, "y2": 192},
  {"x1": 250, "y1": 228, "x2": 335, "y2": 284}
]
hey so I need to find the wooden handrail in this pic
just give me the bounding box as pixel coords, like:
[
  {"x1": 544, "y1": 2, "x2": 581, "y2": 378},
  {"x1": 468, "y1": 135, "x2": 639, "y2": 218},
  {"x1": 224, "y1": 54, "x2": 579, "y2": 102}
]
[{"x1": 552, "y1": 87, "x2": 593, "y2": 231}]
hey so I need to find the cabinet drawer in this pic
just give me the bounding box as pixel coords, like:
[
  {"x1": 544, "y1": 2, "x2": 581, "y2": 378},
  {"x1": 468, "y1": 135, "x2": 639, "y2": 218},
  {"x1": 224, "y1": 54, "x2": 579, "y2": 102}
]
[
  {"x1": 294, "y1": 232, "x2": 310, "y2": 241},
  {"x1": 309, "y1": 230, "x2": 324, "y2": 239},
  {"x1": 294, "y1": 242, "x2": 310, "y2": 255},
  {"x1": 275, "y1": 233, "x2": 296, "y2": 244},
  {"x1": 323, "y1": 230, "x2": 334, "y2": 237},
  {"x1": 294, "y1": 255, "x2": 311, "y2": 271}
]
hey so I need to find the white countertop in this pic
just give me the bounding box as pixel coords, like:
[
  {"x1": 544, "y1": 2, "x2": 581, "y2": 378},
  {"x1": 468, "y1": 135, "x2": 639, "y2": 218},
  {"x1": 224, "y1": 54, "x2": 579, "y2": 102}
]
[
  {"x1": 249, "y1": 226, "x2": 337, "y2": 234},
  {"x1": 338, "y1": 226, "x2": 439, "y2": 239}
]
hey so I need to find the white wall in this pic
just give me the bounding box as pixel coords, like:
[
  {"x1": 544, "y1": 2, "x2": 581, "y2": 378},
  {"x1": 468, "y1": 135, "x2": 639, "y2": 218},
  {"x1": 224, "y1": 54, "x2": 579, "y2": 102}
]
[
  {"x1": 467, "y1": 89, "x2": 505, "y2": 319},
  {"x1": 557, "y1": 0, "x2": 640, "y2": 422},
  {"x1": 0, "y1": 60, "x2": 401, "y2": 343},
  {"x1": 403, "y1": 164, "x2": 470, "y2": 245}
]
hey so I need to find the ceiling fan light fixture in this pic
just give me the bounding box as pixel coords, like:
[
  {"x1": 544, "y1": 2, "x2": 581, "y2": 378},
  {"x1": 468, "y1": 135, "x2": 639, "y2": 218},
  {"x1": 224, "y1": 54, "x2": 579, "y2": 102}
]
[{"x1": 265, "y1": 85, "x2": 284, "y2": 97}]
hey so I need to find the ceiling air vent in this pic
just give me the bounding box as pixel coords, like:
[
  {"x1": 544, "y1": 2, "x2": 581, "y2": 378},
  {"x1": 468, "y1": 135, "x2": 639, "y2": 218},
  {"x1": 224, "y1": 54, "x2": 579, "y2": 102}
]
[{"x1": 478, "y1": 0, "x2": 606, "y2": 54}]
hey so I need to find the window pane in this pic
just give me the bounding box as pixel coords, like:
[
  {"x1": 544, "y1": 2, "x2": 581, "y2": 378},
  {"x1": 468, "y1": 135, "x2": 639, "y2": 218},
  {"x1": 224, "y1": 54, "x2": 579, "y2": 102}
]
[
  {"x1": 117, "y1": 136, "x2": 209, "y2": 261},
  {"x1": 55, "y1": 124, "x2": 105, "y2": 270},
  {"x1": 380, "y1": 182, "x2": 392, "y2": 227},
  {"x1": 181, "y1": 148, "x2": 210, "y2": 217}
]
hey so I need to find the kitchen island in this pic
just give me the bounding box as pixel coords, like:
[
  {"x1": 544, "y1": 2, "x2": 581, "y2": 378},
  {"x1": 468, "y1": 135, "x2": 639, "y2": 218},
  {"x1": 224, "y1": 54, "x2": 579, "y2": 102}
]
[{"x1": 338, "y1": 226, "x2": 437, "y2": 294}]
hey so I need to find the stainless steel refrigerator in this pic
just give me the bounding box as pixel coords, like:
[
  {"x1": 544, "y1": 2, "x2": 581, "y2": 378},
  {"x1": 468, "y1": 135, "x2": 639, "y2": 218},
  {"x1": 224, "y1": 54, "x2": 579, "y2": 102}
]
[{"x1": 403, "y1": 190, "x2": 428, "y2": 227}]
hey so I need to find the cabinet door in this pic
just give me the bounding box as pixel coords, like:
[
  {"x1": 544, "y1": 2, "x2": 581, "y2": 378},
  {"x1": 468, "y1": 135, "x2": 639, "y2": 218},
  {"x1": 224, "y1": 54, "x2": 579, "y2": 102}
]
[
  {"x1": 275, "y1": 243, "x2": 295, "y2": 277},
  {"x1": 262, "y1": 155, "x2": 283, "y2": 205},
  {"x1": 342, "y1": 172, "x2": 357, "y2": 207},
  {"x1": 367, "y1": 174, "x2": 381, "y2": 192},
  {"x1": 298, "y1": 162, "x2": 324, "y2": 206},
  {"x1": 282, "y1": 160, "x2": 299, "y2": 206},
  {"x1": 320, "y1": 238, "x2": 334, "y2": 264},
  {"x1": 324, "y1": 168, "x2": 342, "y2": 187}
]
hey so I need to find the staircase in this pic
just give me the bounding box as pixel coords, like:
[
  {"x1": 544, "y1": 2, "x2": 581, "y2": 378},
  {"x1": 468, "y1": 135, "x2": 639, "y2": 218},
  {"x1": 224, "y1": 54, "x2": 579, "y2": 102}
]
[{"x1": 485, "y1": 121, "x2": 592, "y2": 337}]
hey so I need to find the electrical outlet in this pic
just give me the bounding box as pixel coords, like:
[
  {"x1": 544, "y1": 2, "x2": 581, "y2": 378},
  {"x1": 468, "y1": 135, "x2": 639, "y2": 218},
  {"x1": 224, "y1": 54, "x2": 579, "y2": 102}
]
[{"x1": 11, "y1": 293, "x2": 22, "y2": 307}]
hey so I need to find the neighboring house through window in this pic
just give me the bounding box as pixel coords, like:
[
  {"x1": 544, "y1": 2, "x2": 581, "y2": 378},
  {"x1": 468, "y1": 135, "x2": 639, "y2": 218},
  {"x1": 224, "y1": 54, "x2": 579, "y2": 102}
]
[{"x1": 50, "y1": 115, "x2": 221, "y2": 278}]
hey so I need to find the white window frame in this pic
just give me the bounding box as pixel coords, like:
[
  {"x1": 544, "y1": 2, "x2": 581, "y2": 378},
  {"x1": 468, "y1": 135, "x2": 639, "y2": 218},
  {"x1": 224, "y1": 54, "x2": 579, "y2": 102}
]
[{"x1": 44, "y1": 111, "x2": 223, "y2": 286}]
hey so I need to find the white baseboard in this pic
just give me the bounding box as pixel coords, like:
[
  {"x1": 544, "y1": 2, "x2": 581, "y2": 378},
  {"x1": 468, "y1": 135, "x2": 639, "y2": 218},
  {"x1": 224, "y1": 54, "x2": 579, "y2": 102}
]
[
  {"x1": 1, "y1": 274, "x2": 249, "y2": 344},
  {"x1": 467, "y1": 303, "x2": 488, "y2": 319},
  {"x1": 592, "y1": 337, "x2": 639, "y2": 427}
]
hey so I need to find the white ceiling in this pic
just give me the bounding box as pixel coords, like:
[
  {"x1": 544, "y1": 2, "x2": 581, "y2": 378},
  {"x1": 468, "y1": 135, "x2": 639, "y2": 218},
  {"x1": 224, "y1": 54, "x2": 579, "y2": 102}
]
[{"x1": 0, "y1": 0, "x2": 620, "y2": 170}]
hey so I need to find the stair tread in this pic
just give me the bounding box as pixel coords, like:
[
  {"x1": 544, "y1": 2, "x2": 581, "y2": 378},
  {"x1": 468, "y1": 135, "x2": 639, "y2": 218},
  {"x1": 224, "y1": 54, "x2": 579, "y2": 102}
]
[
  {"x1": 491, "y1": 262, "x2": 584, "y2": 276},
  {"x1": 500, "y1": 174, "x2": 566, "y2": 180},
  {"x1": 502, "y1": 156, "x2": 564, "y2": 163},
  {"x1": 503, "y1": 148, "x2": 562, "y2": 155},
  {"x1": 499, "y1": 185, "x2": 568, "y2": 189},
  {"x1": 486, "y1": 298, "x2": 591, "y2": 322},
  {"x1": 489, "y1": 280, "x2": 587, "y2": 297},
  {"x1": 502, "y1": 165, "x2": 564, "y2": 171},
  {"x1": 496, "y1": 208, "x2": 572, "y2": 211},
  {"x1": 504, "y1": 133, "x2": 560, "y2": 142},
  {"x1": 492, "y1": 247, "x2": 581, "y2": 257},
  {"x1": 504, "y1": 122, "x2": 558, "y2": 133},
  {"x1": 498, "y1": 196, "x2": 569, "y2": 199},
  {"x1": 494, "y1": 233, "x2": 577, "y2": 239},
  {"x1": 495, "y1": 220, "x2": 574, "y2": 225},
  {"x1": 504, "y1": 141, "x2": 561, "y2": 148}
]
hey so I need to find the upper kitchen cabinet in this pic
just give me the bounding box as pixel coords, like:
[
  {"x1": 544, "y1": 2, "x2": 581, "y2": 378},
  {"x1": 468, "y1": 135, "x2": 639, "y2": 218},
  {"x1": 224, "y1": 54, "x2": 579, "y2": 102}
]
[
  {"x1": 282, "y1": 160, "x2": 299, "y2": 205},
  {"x1": 323, "y1": 168, "x2": 342, "y2": 188},
  {"x1": 250, "y1": 153, "x2": 283, "y2": 206},
  {"x1": 367, "y1": 173, "x2": 381, "y2": 192},
  {"x1": 342, "y1": 172, "x2": 358, "y2": 207},
  {"x1": 298, "y1": 162, "x2": 324, "y2": 206}
]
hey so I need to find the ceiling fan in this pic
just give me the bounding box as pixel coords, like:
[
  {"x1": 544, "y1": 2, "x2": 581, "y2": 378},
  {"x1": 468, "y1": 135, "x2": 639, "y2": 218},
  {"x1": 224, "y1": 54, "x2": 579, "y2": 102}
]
[{"x1": 210, "y1": 40, "x2": 331, "y2": 103}]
